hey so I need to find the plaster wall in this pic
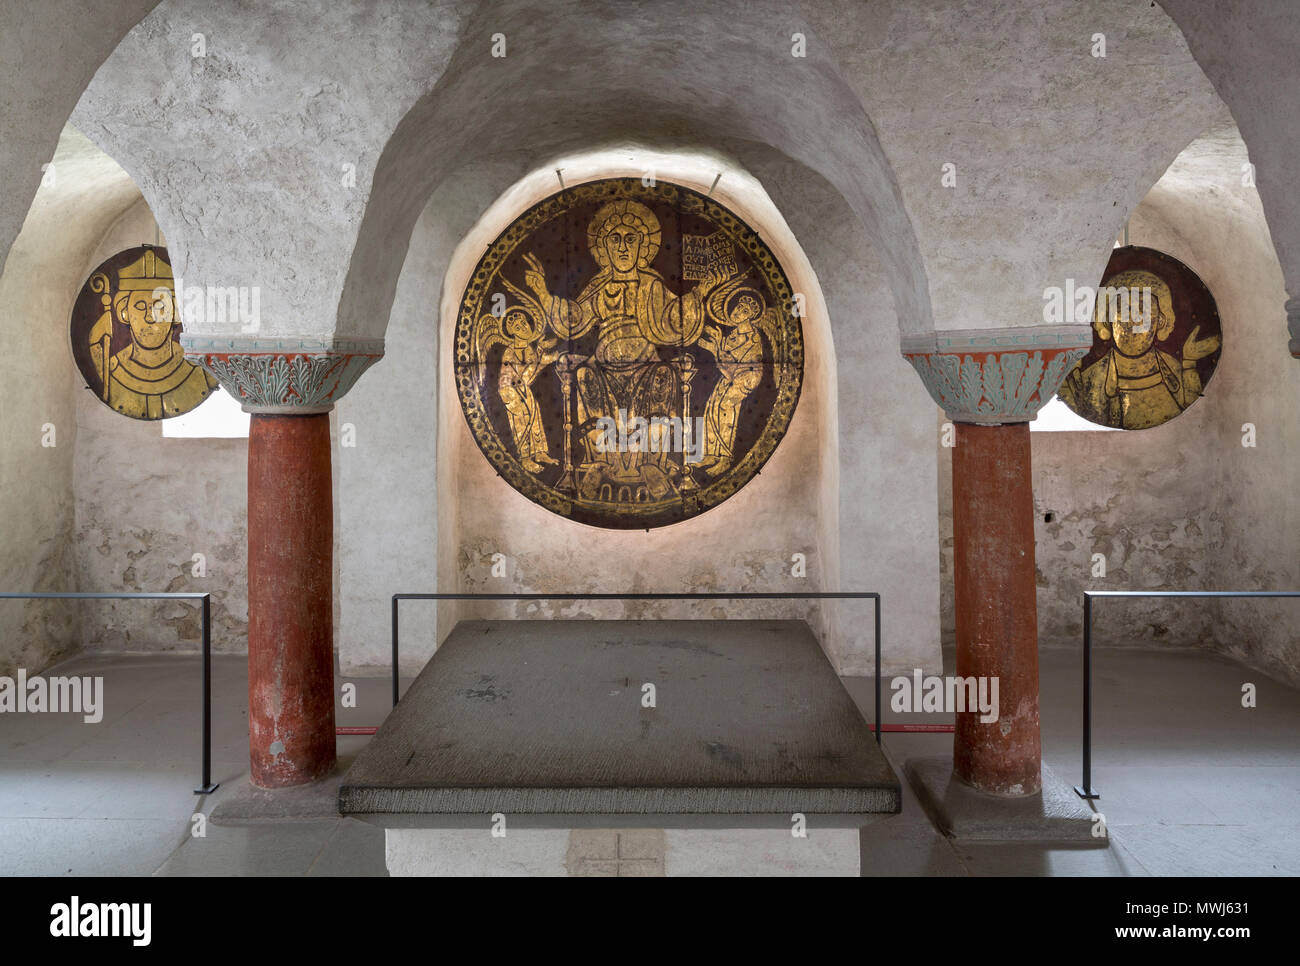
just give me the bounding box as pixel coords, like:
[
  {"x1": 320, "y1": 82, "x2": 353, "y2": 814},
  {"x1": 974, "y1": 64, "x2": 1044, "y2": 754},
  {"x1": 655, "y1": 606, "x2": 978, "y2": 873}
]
[
  {"x1": 334, "y1": 196, "x2": 443, "y2": 674},
  {"x1": 0, "y1": 0, "x2": 159, "y2": 277},
  {"x1": 2, "y1": 1, "x2": 1292, "y2": 703},
  {"x1": 70, "y1": 0, "x2": 1227, "y2": 358},
  {"x1": 1161, "y1": 0, "x2": 1300, "y2": 316},
  {"x1": 69, "y1": 0, "x2": 477, "y2": 340},
  {"x1": 3, "y1": 131, "x2": 936, "y2": 680},
  {"x1": 811, "y1": 0, "x2": 1223, "y2": 337},
  {"x1": 435, "y1": 150, "x2": 835, "y2": 655},
  {"x1": 0, "y1": 128, "x2": 138, "y2": 676},
  {"x1": 755, "y1": 156, "x2": 940, "y2": 677}
]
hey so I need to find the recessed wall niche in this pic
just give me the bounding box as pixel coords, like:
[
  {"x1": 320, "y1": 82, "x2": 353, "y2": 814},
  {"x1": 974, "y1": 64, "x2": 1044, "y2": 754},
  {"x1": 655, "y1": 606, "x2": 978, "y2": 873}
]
[{"x1": 453, "y1": 177, "x2": 804, "y2": 530}]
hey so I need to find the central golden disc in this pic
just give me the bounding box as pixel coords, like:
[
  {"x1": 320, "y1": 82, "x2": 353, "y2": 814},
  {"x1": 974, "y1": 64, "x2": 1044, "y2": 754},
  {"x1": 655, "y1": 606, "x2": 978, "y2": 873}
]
[{"x1": 454, "y1": 177, "x2": 804, "y2": 529}]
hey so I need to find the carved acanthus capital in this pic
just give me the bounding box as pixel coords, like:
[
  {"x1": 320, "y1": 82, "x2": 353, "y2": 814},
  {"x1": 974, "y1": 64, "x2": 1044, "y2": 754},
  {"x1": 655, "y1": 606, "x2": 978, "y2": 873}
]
[
  {"x1": 180, "y1": 337, "x2": 384, "y2": 414},
  {"x1": 902, "y1": 326, "x2": 1092, "y2": 424}
]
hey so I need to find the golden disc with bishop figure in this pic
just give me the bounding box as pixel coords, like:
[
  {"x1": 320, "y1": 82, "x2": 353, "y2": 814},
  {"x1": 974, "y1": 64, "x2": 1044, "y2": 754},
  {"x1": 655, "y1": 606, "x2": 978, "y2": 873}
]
[{"x1": 70, "y1": 246, "x2": 218, "y2": 421}]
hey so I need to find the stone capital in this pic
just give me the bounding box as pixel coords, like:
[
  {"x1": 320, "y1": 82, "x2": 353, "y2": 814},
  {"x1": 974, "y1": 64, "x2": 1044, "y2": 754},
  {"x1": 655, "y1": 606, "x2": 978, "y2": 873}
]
[
  {"x1": 902, "y1": 325, "x2": 1092, "y2": 424},
  {"x1": 180, "y1": 336, "x2": 384, "y2": 414}
]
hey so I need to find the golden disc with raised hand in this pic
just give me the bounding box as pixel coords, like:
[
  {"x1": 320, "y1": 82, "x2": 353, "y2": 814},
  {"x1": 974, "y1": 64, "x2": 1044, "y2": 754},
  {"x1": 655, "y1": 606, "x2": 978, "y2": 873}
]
[
  {"x1": 1058, "y1": 246, "x2": 1223, "y2": 430},
  {"x1": 454, "y1": 178, "x2": 804, "y2": 529}
]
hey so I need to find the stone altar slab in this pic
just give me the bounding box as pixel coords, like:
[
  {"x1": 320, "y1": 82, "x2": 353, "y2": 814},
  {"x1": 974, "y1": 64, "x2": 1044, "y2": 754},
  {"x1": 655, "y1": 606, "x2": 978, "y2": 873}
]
[{"x1": 339, "y1": 620, "x2": 899, "y2": 817}]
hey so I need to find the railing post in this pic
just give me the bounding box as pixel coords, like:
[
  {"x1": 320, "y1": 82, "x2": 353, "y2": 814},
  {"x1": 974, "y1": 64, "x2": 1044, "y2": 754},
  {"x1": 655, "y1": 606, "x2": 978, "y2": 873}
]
[
  {"x1": 391, "y1": 595, "x2": 400, "y2": 708},
  {"x1": 1075, "y1": 592, "x2": 1097, "y2": 800},
  {"x1": 196, "y1": 592, "x2": 218, "y2": 794},
  {"x1": 874, "y1": 594, "x2": 882, "y2": 745}
]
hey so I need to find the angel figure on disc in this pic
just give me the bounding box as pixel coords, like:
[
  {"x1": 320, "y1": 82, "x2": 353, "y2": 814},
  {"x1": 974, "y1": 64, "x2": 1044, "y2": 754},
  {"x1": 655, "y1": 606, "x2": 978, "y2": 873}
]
[{"x1": 472, "y1": 274, "x2": 560, "y2": 473}]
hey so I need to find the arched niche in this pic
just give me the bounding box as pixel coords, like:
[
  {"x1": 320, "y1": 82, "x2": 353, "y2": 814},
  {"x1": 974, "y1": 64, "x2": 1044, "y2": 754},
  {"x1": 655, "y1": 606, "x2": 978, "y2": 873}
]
[
  {"x1": 336, "y1": 141, "x2": 942, "y2": 679},
  {"x1": 438, "y1": 147, "x2": 841, "y2": 654}
]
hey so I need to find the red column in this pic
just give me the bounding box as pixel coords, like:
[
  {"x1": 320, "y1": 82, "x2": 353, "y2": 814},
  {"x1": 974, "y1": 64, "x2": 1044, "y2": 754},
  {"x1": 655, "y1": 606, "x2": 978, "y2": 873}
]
[
  {"x1": 246, "y1": 412, "x2": 336, "y2": 787},
  {"x1": 951, "y1": 421, "x2": 1041, "y2": 795}
]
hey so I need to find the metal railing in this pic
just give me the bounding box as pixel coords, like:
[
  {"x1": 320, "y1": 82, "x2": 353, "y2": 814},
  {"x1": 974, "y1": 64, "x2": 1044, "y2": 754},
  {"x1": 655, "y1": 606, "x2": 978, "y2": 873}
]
[
  {"x1": 392, "y1": 592, "x2": 883, "y2": 742},
  {"x1": 1075, "y1": 590, "x2": 1299, "y2": 800},
  {"x1": 20, "y1": 588, "x2": 1291, "y2": 797},
  {"x1": 0, "y1": 591, "x2": 217, "y2": 794},
  {"x1": 6, "y1": 590, "x2": 897, "y2": 790}
]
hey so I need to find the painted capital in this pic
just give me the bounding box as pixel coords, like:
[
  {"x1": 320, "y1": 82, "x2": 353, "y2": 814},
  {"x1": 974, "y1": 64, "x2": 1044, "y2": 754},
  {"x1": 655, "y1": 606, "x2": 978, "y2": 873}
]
[
  {"x1": 180, "y1": 337, "x2": 384, "y2": 414},
  {"x1": 902, "y1": 326, "x2": 1091, "y2": 424},
  {"x1": 1287, "y1": 296, "x2": 1300, "y2": 358}
]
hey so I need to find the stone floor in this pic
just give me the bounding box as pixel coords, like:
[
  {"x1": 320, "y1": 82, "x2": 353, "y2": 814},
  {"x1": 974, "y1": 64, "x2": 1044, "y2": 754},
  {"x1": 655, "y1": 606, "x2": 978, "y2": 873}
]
[{"x1": 0, "y1": 642, "x2": 1297, "y2": 875}]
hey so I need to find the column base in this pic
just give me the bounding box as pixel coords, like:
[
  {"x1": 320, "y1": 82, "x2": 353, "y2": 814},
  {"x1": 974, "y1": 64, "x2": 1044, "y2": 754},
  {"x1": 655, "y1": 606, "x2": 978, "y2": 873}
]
[{"x1": 905, "y1": 758, "x2": 1100, "y2": 844}]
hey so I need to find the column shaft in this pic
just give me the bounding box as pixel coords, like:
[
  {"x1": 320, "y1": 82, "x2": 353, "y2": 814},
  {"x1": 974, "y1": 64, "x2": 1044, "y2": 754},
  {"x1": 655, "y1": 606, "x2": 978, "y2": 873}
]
[
  {"x1": 951, "y1": 421, "x2": 1041, "y2": 795},
  {"x1": 246, "y1": 412, "x2": 335, "y2": 787}
]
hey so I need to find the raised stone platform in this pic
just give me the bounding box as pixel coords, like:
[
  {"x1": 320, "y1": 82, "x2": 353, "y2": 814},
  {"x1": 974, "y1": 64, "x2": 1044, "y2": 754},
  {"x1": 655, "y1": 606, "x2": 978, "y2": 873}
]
[
  {"x1": 339, "y1": 620, "x2": 899, "y2": 817},
  {"x1": 384, "y1": 827, "x2": 863, "y2": 876}
]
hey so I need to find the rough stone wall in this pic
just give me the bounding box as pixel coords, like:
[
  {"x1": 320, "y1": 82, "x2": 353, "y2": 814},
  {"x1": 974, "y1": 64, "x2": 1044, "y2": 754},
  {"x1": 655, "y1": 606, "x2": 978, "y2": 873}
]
[
  {"x1": 72, "y1": 196, "x2": 249, "y2": 656},
  {"x1": 939, "y1": 125, "x2": 1300, "y2": 686}
]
